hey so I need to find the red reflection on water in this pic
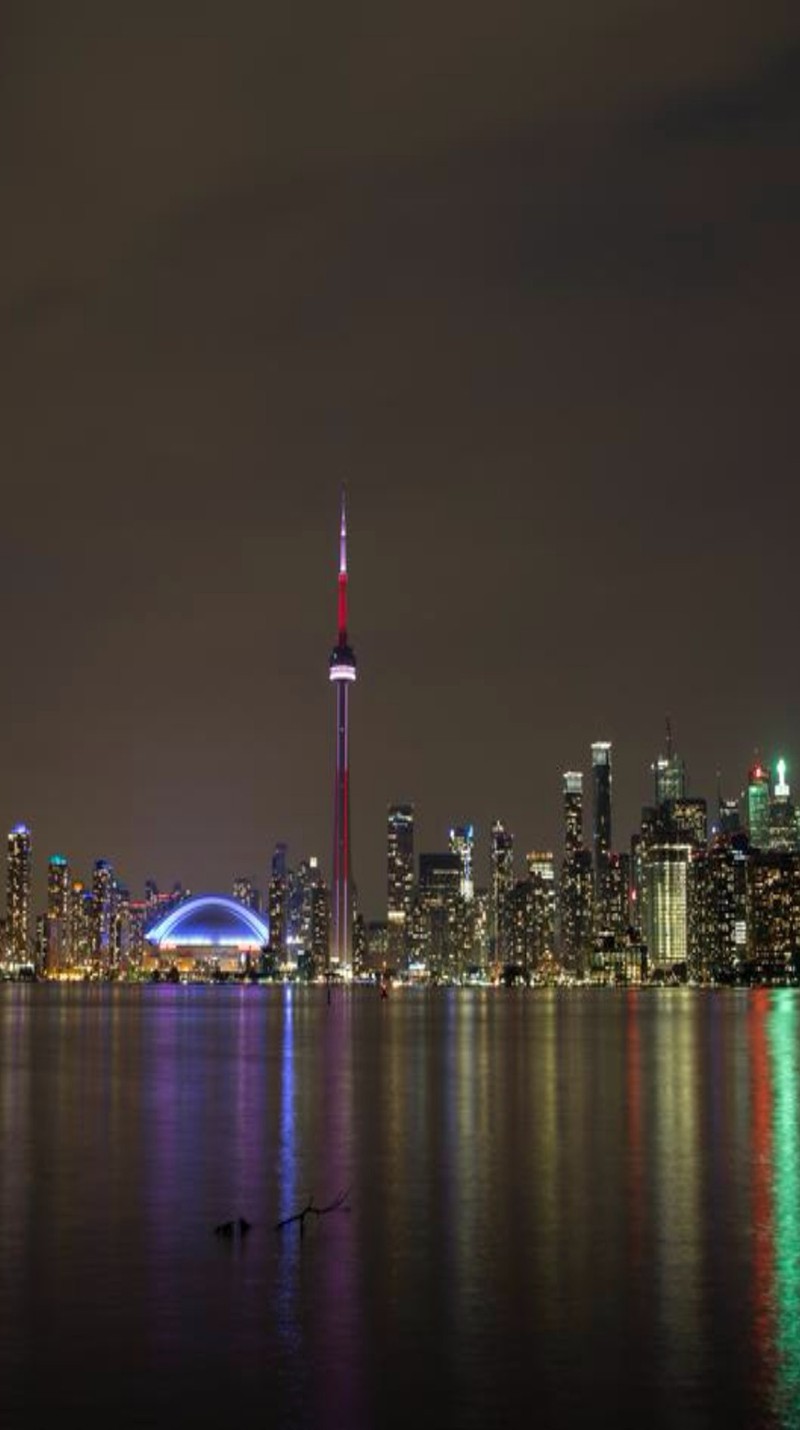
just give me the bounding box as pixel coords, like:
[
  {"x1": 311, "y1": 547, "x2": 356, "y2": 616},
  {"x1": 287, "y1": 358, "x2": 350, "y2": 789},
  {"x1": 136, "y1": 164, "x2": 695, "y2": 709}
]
[{"x1": 750, "y1": 989, "x2": 775, "y2": 1391}]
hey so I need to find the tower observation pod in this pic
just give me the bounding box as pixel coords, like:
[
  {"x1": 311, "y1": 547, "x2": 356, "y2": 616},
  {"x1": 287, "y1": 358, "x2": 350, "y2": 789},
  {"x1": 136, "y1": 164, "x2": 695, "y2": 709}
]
[{"x1": 329, "y1": 488, "x2": 357, "y2": 975}]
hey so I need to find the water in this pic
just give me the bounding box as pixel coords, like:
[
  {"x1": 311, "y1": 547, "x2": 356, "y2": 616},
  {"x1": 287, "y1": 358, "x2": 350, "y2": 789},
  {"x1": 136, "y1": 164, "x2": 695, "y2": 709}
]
[{"x1": 1, "y1": 984, "x2": 799, "y2": 1428}]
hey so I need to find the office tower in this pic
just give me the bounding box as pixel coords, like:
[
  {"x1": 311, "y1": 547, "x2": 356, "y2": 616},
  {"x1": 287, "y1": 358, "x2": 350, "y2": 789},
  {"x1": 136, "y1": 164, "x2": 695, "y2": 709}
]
[
  {"x1": 717, "y1": 795, "x2": 741, "y2": 837},
  {"x1": 449, "y1": 824, "x2": 475, "y2": 901},
  {"x1": 387, "y1": 804, "x2": 415, "y2": 966},
  {"x1": 7, "y1": 823, "x2": 32, "y2": 964},
  {"x1": 418, "y1": 851, "x2": 462, "y2": 980},
  {"x1": 767, "y1": 759, "x2": 797, "y2": 852},
  {"x1": 559, "y1": 772, "x2": 593, "y2": 971},
  {"x1": 70, "y1": 881, "x2": 92, "y2": 969},
  {"x1": 690, "y1": 832, "x2": 748, "y2": 983},
  {"x1": 526, "y1": 851, "x2": 556, "y2": 967},
  {"x1": 328, "y1": 488, "x2": 357, "y2": 976},
  {"x1": 46, "y1": 853, "x2": 72, "y2": 974},
  {"x1": 591, "y1": 742, "x2": 613, "y2": 924},
  {"x1": 665, "y1": 797, "x2": 708, "y2": 849},
  {"x1": 288, "y1": 856, "x2": 328, "y2": 972},
  {"x1": 490, "y1": 820, "x2": 514, "y2": 963},
  {"x1": 746, "y1": 761, "x2": 771, "y2": 850},
  {"x1": 747, "y1": 848, "x2": 800, "y2": 980},
  {"x1": 653, "y1": 719, "x2": 686, "y2": 805},
  {"x1": 644, "y1": 844, "x2": 691, "y2": 973},
  {"x1": 92, "y1": 858, "x2": 115, "y2": 973},
  {"x1": 563, "y1": 772, "x2": 583, "y2": 856},
  {"x1": 267, "y1": 842, "x2": 288, "y2": 962}
]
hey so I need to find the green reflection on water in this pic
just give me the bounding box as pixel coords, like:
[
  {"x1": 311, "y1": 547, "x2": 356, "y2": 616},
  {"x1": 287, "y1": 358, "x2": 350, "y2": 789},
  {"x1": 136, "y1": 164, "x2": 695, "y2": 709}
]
[{"x1": 769, "y1": 992, "x2": 800, "y2": 1426}]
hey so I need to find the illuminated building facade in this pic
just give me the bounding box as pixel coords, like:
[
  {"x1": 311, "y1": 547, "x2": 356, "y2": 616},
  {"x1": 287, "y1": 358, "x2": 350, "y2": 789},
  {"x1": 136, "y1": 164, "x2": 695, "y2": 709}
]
[
  {"x1": 146, "y1": 894, "x2": 270, "y2": 977},
  {"x1": 7, "y1": 824, "x2": 32, "y2": 964},
  {"x1": 418, "y1": 851, "x2": 462, "y2": 980},
  {"x1": 767, "y1": 759, "x2": 797, "y2": 852},
  {"x1": 746, "y1": 762, "x2": 771, "y2": 850},
  {"x1": 490, "y1": 819, "x2": 514, "y2": 963},
  {"x1": 329, "y1": 489, "x2": 357, "y2": 976},
  {"x1": 449, "y1": 824, "x2": 475, "y2": 902},
  {"x1": 46, "y1": 853, "x2": 72, "y2": 974},
  {"x1": 267, "y1": 842, "x2": 288, "y2": 962},
  {"x1": 92, "y1": 858, "x2": 115, "y2": 974},
  {"x1": 387, "y1": 804, "x2": 415, "y2": 966},
  {"x1": 644, "y1": 843, "x2": 691, "y2": 972},
  {"x1": 591, "y1": 741, "x2": 613, "y2": 927},
  {"x1": 559, "y1": 772, "x2": 593, "y2": 971}
]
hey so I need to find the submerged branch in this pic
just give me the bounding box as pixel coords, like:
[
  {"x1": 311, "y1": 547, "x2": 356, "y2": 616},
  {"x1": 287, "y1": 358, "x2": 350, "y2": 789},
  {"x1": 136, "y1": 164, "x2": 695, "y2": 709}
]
[{"x1": 275, "y1": 1189, "x2": 350, "y2": 1236}]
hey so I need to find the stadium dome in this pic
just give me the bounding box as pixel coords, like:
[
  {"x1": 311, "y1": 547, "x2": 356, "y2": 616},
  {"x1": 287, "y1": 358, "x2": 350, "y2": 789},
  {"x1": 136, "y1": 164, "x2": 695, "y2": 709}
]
[{"x1": 146, "y1": 895, "x2": 270, "y2": 955}]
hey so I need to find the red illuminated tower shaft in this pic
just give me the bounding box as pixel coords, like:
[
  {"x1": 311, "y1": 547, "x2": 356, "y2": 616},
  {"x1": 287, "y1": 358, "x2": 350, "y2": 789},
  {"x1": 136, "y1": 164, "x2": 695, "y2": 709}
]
[{"x1": 329, "y1": 489, "x2": 357, "y2": 972}]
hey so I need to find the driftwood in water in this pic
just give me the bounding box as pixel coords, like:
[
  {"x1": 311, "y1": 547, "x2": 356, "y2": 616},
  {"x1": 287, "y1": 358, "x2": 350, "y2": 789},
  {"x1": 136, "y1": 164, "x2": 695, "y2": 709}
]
[{"x1": 274, "y1": 1189, "x2": 349, "y2": 1237}]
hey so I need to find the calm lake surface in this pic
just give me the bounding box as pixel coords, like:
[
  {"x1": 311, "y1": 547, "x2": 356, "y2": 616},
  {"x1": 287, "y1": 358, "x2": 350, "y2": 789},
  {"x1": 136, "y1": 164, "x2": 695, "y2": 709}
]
[{"x1": 1, "y1": 984, "x2": 799, "y2": 1428}]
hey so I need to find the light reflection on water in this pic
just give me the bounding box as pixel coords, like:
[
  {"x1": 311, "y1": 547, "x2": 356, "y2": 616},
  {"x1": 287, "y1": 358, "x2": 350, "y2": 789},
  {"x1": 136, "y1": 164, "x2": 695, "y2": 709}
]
[{"x1": 1, "y1": 985, "x2": 800, "y2": 1428}]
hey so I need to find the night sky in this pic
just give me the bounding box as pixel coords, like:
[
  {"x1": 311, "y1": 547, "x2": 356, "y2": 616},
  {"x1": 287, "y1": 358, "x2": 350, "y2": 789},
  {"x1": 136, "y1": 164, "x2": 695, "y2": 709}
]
[{"x1": 3, "y1": 2, "x2": 799, "y2": 919}]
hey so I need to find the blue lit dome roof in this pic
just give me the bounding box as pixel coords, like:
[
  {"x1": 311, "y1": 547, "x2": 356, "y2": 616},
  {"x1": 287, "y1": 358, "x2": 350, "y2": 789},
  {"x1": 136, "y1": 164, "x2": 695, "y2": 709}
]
[{"x1": 146, "y1": 895, "x2": 270, "y2": 950}]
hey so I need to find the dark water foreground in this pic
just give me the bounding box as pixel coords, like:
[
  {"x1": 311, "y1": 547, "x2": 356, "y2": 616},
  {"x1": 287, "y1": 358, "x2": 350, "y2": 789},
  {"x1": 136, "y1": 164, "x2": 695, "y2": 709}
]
[{"x1": 1, "y1": 985, "x2": 799, "y2": 1428}]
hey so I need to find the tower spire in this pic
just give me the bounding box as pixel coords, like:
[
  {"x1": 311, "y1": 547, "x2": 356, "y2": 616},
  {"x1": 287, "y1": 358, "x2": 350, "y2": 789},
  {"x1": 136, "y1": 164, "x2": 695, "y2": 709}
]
[
  {"x1": 338, "y1": 485, "x2": 348, "y2": 643},
  {"x1": 329, "y1": 488, "x2": 357, "y2": 976}
]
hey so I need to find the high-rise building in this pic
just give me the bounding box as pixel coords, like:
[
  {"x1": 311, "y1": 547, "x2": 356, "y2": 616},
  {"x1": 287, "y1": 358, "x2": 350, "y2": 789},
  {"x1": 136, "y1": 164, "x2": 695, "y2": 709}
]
[
  {"x1": 559, "y1": 772, "x2": 593, "y2": 972},
  {"x1": 767, "y1": 758, "x2": 797, "y2": 852},
  {"x1": 591, "y1": 742, "x2": 613, "y2": 925},
  {"x1": 387, "y1": 804, "x2": 415, "y2": 966},
  {"x1": 233, "y1": 876, "x2": 260, "y2": 910},
  {"x1": 418, "y1": 851, "x2": 462, "y2": 980},
  {"x1": 644, "y1": 844, "x2": 691, "y2": 973},
  {"x1": 526, "y1": 851, "x2": 556, "y2": 967},
  {"x1": 267, "y1": 842, "x2": 288, "y2": 962},
  {"x1": 46, "y1": 853, "x2": 72, "y2": 974},
  {"x1": 328, "y1": 488, "x2": 357, "y2": 976},
  {"x1": 449, "y1": 824, "x2": 475, "y2": 901},
  {"x1": 746, "y1": 761, "x2": 771, "y2": 850},
  {"x1": 6, "y1": 824, "x2": 32, "y2": 964},
  {"x1": 92, "y1": 858, "x2": 115, "y2": 973},
  {"x1": 490, "y1": 820, "x2": 514, "y2": 963},
  {"x1": 653, "y1": 719, "x2": 686, "y2": 805}
]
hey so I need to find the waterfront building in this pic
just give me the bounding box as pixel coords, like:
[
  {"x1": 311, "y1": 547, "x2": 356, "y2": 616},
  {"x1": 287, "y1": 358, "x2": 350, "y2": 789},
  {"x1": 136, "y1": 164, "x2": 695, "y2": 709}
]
[
  {"x1": 525, "y1": 850, "x2": 556, "y2": 968},
  {"x1": 591, "y1": 741, "x2": 613, "y2": 927},
  {"x1": 46, "y1": 853, "x2": 72, "y2": 974},
  {"x1": 329, "y1": 488, "x2": 357, "y2": 976},
  {"x1": 449, "y1": 824, "x2": 475, "y2": 902},
  {"x1": 267, "y1": 842, "x2": 288, "y2": 963},
  {"x1": 233, "y1": 876, "x2": 261, "y2": 911},
  {"x1": 6, "y1": 824, "x2": 32, "y2": 965},
  {"x1": 92, "y1": 859, "x2": 116, "y2": 974},
  {"x1": 690, "y1": 833, "x2": 748, "y2": 982},
  {"x1": 145, "y1": 894, "x2": 270, "y2": 977},
  {"x1": 418, "y1": 851, "x2": 462, "y2": 980},
  {"x1": 490, "y1": 819, "x2": 514, "y2": 964},
  {"x1": 767, "y1": 758, "x2": 797, "y2": 852},
  {"x1": 387, "y1": 804, "x2": 414, "y2": 966},
  {"x1": 559, "y1": 773, "x2": 593, "y2": 972},
  {"x1": 746, "y1": 761, "x2": 771, "y2": 850},
  {"x1": 70, "y1": 881, "x2": 93, "y2": 969},
  {"x1": 746, "y1": 849, "x2": 800, "y2": 980},
  {"x1": 644, "y1": 843, "x2": 692, "y2": 973},
  {"x1": 653, "y1": 720, "x2": 686, "y2": 805}
]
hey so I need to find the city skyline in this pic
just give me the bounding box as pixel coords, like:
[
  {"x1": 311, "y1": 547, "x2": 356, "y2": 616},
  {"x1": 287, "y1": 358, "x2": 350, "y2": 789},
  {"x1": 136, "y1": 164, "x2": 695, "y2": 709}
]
[{"x1": 2, "y1": 5, "x2": 798, "y2": 921}]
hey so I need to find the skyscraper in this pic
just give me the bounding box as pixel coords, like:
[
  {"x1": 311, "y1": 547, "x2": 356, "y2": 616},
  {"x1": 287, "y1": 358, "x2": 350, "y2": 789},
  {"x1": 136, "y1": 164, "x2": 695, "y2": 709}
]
[
  {"x1": 46, "y1": 853, "x2": 72, "y2": 974},
  {"x1": 591, "y1": 741, "x2": 613, "y2": 925},
  {"x1": 329, "y1": 488, "x2": 357, "y2": 975},
  {"x1": 92, "y1": 858, "x2": 115, "y2": 974},
  {"x1": 490, "y1": 819, "x2": 514, "y2": 963},
  {"x1": 7, "y1": 824, "x2": 32, "y2": 964},
  {"x1": 653, "y1": 719, "x2": 686, "y2": 805},
  {"x1": 449, "y1": 824, "x2": 475, "y2": 901},
  {"x1": 387, "y1": 804, "x2": 414, "y2": 964},
  {"x1": 559, "y1": 772, "x2": 593, "y2": 972},
  {"x1": 746, "y1": 761, "x2": 771, "y2": 850}
]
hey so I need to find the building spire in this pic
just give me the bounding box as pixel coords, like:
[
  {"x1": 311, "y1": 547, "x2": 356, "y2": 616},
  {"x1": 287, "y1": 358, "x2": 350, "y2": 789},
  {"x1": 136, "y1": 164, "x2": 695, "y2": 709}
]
[{"x1": 337, "y1": 485, "x2": 348, "y2": 643}]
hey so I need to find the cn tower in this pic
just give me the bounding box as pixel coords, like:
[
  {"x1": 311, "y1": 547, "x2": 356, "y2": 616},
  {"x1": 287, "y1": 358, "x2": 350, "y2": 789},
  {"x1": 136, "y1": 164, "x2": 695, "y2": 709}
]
[{"x1": 328, "y1": 488, "x2": 357, "y2": 974}]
